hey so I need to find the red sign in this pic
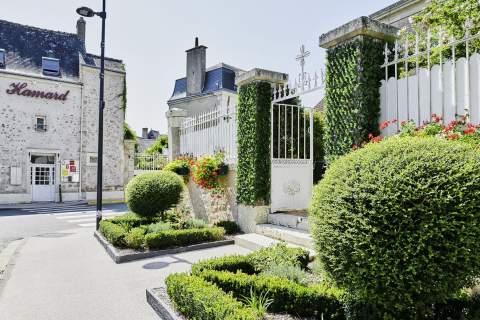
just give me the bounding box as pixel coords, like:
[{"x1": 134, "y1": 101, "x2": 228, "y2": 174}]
[{"x1": 6, "y1": 82, "x2": 69, "y2": 101}]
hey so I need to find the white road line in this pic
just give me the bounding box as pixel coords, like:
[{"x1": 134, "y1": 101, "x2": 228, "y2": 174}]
[
  {"x1": 22, "y1": 205, "x2": 91, "y2": 211},
  {"x1": 51, "y1": 210, "x2": 111, "y2": 217},
  {"x1": 55, "y1": 211, "x2": 122, "y2": 220},
  {"x1": 64, "y1": 214, "x2": 124, "y2": 223},
  {"x1": 78, "y1": 223, "x2": 96, "y2": 227},
  {"x1": 26, "y1": 207, "x2": 92, "y2": 213}
]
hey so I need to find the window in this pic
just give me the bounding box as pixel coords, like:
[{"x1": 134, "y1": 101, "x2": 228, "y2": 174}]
[
  {"x1": 0, "y1": 49, "x2": 5, "y2": 69},
  {"x1": 35, "y1": 116, "x2": 47, "y2": 132},
  {"x1": 87, "y1": 153, "x2": 98, "y2": 166},
  {"x1": 42, "y1": 57, "x2": 60, "y2": 76},
  {"x1": 10, "y1": 167, "x2": 22, "y2": 185}
]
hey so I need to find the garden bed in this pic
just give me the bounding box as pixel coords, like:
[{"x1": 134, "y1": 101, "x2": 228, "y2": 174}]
[{"x1": 96, "y1": 213, "x2": 238, "y2": 263}]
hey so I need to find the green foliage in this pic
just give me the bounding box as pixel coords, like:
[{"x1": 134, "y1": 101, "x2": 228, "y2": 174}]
[
  {"x1": 124, "y1": 227, "x2": 146, "y2": 250},
  {"x1": 249, "y1": 243, "x2": 309, "y2": 272},
  {"x1": 166, "y1": 273, "x2": 261, "y2": 320},
  {"x1": 145, "y1": 135, "x2": 168, "y2": 155},
  {"x1": 182, "y1": 218, "x2": 207, "y2": 229},
  {"x1": 313, "y1": 110, "x2": 326, "y2": 182},
  {"x1": 241, "y1": 287, "x2": 273, "y2": 317},
  {"x1": 324, "y1": 37, "x2": 385, "y2": 163},
  {"x1": 214, "y1": 220, "x2": 241, "y2": 235},
  {"x1": 199, "y1": 270, "x2": 345, "y2": 318},
  {"x1": 260, "y1": 263, "x2": 309, "y2": 286},
  {"x1": 236, "y1": 81, "x2": 272, "y2": 205},
  {"x1": 123, "y1": 122, "x2": 136, "y2": 140},
  {"x1": 144, "y1": 227, "x2": 224, "y2": 250},
  {"x1": 99, "y1": 220, "x2": 127, "y2": 247},
  {"x1": 125, "y1": 171, "x2": 184, "y2": 218},
  {"x1": 163, "y1": 157, "x2": 192, "y2": 176},
  {"x1": 109, "y1": 212, "x2": 160, "y2": 231},
  {"x1": 191, "y1": 153, "x2": 225, "y2": 191},
  {"x1": 310, "y1": 137, "x2": 480, "y2": 317},
  {"x1": 146, "y1": 222, "x2": 172, "y2": 234},
  {"x1": 191, "y1": 255, "x2": 256, "y2": 276}
]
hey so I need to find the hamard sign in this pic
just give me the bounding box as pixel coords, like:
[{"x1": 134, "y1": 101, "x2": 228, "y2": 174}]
[{"x1": 6, "y1": 82, "x2": 70, "y2": 101}]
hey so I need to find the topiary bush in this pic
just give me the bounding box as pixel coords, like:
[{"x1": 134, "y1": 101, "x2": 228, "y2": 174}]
[
  {"x1": 125, "y1": 171, "x2": 184, "y2": 218},
  {"x1": 310, "y1": 137, "x2": 480, "y2": 317}
]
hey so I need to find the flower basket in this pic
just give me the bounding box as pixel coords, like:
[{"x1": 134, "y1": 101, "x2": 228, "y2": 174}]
[
  {"x1": 216, "y1": 164, "x2": 228, "y2": 176},
  {"x1": 175, "y1": 167, "x2": 190, "y2": 176}
]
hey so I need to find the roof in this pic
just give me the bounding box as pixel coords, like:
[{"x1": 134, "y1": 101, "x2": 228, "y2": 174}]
[
  {"x1": 84, "y1": 54, "x2": 125, "y2": 72},
  {"x1": 370, "y1": 0, "x2": 425, "y2": 20},
  {"x1": 170, "y1": 66, "x2": 238, "y2": 100},
  {"x1": 0, "y1": 19, "x2": 124, "y2": 80}
]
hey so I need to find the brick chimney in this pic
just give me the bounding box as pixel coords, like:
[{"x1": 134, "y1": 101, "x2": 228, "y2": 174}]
[
  {"x1": 186, "y1": 37, "x2": 207, "y2": 95},
  {"x1": 76, "y1": 17, "x2": 86, "y2": 42}
]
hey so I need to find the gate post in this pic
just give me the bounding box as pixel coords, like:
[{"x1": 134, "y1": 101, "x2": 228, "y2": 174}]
[
  {"x1": 319, "y1": 16, "x2": 397, "y2": 163},
  {"x1": 166, "y1": 108, "x2": 188, "y2": 161},
  {"x1": 234, "y1": 68, "x2": 287, "y2": 232}
]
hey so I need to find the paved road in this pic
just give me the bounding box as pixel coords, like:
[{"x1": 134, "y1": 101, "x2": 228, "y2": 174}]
[
  {"x1": 0, "y1": 202, "x2": 251, "y2": 319},
  {"x1": 0, "y1": 202, "x2": 127, "y2": 249}
]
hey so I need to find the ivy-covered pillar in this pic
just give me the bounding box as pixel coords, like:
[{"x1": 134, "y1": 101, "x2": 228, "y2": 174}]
[
  {"x1": 319, "y1": 16, "x2": 397, "y2": 163},
  {"x1": 234, "y1": 68, "x2": 287, "y2": 232}
]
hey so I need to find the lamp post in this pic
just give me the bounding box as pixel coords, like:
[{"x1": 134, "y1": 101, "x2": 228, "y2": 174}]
[{"x1": 76, "y1": 1, "x2": 107, "y2": 230}]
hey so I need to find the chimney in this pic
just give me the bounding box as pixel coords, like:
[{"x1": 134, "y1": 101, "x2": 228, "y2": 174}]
[
  {"x1": 76, "y1": 17, "x2": 86, "y2": 42},
  {"x1": 186, "y1": 37, "x2": 207, "y2": 96},
  {"x1": 142, "y1": 128, "x2": 148, "y2": 139}
]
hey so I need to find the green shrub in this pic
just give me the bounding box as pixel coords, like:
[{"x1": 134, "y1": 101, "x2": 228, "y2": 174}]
[
  {"x1": 214, "y1": 220, "x2": 241, "y2": 235},
  {"x1": 146, "y1": 221, "x2": 172, "y2": 234},
  {"x1": 249, "y1": 243, "x2": 309, "y2": 272},
  {"x1": 99, "y1": 220, "x2": 127, "y2": 247},
  {"x1": 260, "y1": 263, "x2": 309, "y2": 286},
  {"x1": 163, "y1": 157, "x2": 191, "y2": 175},
  {"x1": 125, "y1": 171, "x2": 184, "y2": 218},
  {"x1": 144, "y1": 227, "x2": 224, "y2": 250},
  {"x1": 191, "y1": 255, "x2": 255, "y2": 276},
  {"x1": 310, "y1": 137, "x2": 480, "y2": 316},
  {"x1": 199, "y1": 270, "x2": 344, "y2": 318},
  {"x1": 183, "y1": 218, "x2": 207, "y2": 229},
  {"x1": 166, "y1": 273, "x2": 261, "y2": 320},
  {"x1": 109, "y1": 212, "x2": 160, "y2": 231},
  {"x1": 124, "y1": 227, "x2": 146, "y2": 250}
]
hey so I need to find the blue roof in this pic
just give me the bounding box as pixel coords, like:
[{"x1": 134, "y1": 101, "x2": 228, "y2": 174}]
[
  {"x1": 0, "y1": 19, "x2": 123, "y2": 80},
  {"x1": 170, "y1": 66, "x2": 237, "y2": 100}
]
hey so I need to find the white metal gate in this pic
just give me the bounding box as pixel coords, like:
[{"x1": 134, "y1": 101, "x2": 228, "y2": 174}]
[{"x1": 270, "y1": 103, "x2": 314, "y2": 212}]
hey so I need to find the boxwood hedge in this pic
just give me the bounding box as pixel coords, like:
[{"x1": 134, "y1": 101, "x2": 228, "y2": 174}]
[
  {"x1": 144, "y1": 227, "x2": 224, "y2": 250},
  {"x1": 310, "y1": 137, "x2": 480, "y2": 317}
]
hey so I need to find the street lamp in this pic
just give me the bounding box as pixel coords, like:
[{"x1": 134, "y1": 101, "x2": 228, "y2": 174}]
[{"x1": 77, "y1": 1, "x2": 107, "y2": 230}]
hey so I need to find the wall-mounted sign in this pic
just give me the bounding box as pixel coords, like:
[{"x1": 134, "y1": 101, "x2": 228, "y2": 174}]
[
  {"x1": 62, "y1": 160, "x2": 79, "y2": 183},
  {"x1": 6, "y1": 82, "x2": 69, "y2": 101}
]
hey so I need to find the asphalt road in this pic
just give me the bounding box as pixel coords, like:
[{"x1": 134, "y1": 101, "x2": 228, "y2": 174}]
[{"x1": 0, "y1": 202, "x2": 128, "y2": 249}]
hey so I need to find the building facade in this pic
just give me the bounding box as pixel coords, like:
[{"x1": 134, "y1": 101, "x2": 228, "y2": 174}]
[
  {"x1": 370, "y1": 0, "x2": 429, "y2": 28},
  {"x1": 0, "y1": 18, "x2": 128, "y2": 204}
]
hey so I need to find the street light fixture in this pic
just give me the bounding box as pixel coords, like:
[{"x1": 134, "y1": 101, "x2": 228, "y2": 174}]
[{"x1": 76, "y1": 1, "x2": 107, "y2": 230}]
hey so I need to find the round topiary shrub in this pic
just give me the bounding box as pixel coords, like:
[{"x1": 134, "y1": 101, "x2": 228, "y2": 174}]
[
  {"x1": 310, "y1": 137, "x2": 480, "y2": 317},
  {"x1": 126, "y1": 171, "x2": 184, "y2": 218}
]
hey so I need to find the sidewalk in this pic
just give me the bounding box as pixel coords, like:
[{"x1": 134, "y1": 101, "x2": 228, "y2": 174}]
[{"x1": 0, "y1": 227, "x2": 250, "y2": 320}]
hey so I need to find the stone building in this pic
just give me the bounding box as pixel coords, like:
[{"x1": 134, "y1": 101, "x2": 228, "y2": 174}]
[
  {"x1": 166, "y1": 38, "x2": 243, "y2": 160},
  {"x1": 0, "y1": 18, "x2": 128, "y2": 204},
  {"x1": 370, "y1": 0, "x2": 429, "y2": 28}
]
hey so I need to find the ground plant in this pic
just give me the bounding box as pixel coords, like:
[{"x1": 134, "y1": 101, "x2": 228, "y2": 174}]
[{"x1": 310, "y1": 136, "x2": 480, "y2": 318}]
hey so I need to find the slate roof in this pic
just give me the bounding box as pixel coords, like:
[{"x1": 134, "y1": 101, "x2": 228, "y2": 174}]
[
  {"x1": 170, "y1": 66, "x2": 238, "y2": 100},
  {"x1": 0, "y1": 19, "x2": 124, "y2": 80}
]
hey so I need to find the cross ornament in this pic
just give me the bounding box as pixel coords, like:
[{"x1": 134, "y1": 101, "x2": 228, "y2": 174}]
[{"x1": 296, "y1": 45, "x2": 311, "y2": 87}]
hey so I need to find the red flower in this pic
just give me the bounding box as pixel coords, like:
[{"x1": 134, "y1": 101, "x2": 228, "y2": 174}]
[{"x1": 379, "y1": 120, "x2": 391, "y2": 130}]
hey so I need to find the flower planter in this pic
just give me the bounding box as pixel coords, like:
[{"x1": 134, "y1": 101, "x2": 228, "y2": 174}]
[
  {"x1": 175, "y1": 167, "x2": 190, "y2": 176},
  {"x1": 216, "y1": 164, "x2": 228, "y2": 176}
]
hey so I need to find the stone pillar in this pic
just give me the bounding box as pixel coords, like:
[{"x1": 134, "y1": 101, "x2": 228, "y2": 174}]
[
  {"x1": 319, "y1": 16, "x2": 397, "y2": 162},
  {"x1": 123, "y1": 139, "x2": 136, "y2": 185},
  {"x1": 234, "y1": 68, "x2": 288, "y2": 233},
  {"x1": 166, "y1": 108, "x2": 188, "y2": 161}
]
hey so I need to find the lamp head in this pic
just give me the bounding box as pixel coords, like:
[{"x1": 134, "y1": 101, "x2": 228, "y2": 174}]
[{"x1": 76, "y1": 7, "x2": 95, "y2": 18}]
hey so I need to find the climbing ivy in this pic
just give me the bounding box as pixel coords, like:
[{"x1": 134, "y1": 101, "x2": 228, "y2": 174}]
[
  {"x1": 324, "y1": 36, "x2": 385, "y2": 163},
  {"x1": 236, "y1": 81, "x2": 272, "y2": 206}
]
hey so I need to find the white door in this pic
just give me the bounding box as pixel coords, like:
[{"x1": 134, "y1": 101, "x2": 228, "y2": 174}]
[
  {"x1": 271, "y1": 103, "x2": 314, "y2": 212},
  {"x1": 31, "y1": 164, "x2": 56, "y2": 202}
]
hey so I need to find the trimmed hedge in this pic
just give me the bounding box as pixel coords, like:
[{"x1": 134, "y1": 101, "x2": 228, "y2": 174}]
[
  {"x1": 236, "y1": 81, "x2": 272, "y2": 205},
  {"x1": 249, "y1": 243, "x2": 309, "y2": 272},
  {"x1": 199, "y1": 270, "x2": 345, "y2": 318},
  {"x1": 310, "y1": 137, "x2": 480, "y2": 316},
  {"x1": 214, "y1": 220, "x2": 241, "y2": 235},
  {"x1": 99, "y1": 220, "x2": 126, "y2": 247},
  {"x1": 191, "y1": 255, "x2": 255, "y2": 276},
  {"x1": 144, "y1": 227, "x2": 225, "y2": 250},
  {"x1": 125, "y1": 171, "x2": 184, "y2": 218},
  {"x1": 124, "y1": 227, "x2": 146, "y2": 250},
  {"x1": 110, "y1": 212, "x2": 160, "y2": 231},
  {"x1": 166, "y1": 273, "x2": 261, "y2": 320}
]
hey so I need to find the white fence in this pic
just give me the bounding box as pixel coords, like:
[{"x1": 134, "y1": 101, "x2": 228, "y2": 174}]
[
  {"x1": 380, "y1": 21, "x2": 480, "y2": 136},
  {"x1": 180, "y1": 105, "x2": 237, "y2": 164},
  {"x1": 134, "y1": 153, "x2": 168, "y2": 174}
]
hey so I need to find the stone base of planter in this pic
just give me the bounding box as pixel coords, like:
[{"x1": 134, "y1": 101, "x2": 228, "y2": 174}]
[
  {"x1": 146, "y1": 287, "x2": 184, "y2": 320},
  {"x1": 94, "y1": 231, "x2": 234, "y2": 264}
]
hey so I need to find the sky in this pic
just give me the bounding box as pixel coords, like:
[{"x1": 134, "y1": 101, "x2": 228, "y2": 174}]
[{"x1": 2, "y1": 0, "x2": 395, "y2": 135}]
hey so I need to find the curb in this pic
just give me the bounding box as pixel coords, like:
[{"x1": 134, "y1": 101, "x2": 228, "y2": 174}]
[
  {"x1": 87, "y1": 199, "x2": 125, "y2": 205},
  {"x1": 146, "y1": 288, "x2": 183, "y2": 320},
  {"x1": 0, "y1": 239, "x2": 24, "y2": 282},
  {"x1": 94, "y1": 231, "x2": 235, "y2": 264}
]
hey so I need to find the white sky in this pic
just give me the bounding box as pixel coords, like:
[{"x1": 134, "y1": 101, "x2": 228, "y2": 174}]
[{"x1": 2, "y1": 0, "x2": 395, "y2": 135}]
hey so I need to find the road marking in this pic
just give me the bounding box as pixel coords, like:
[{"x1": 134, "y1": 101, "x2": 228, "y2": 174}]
[
  {"x1": 78, "y1": 223, "x2": 96, "y2": 227},
  {"x1": 54, "y1": 211, "x2": 120, "y2": 219}
]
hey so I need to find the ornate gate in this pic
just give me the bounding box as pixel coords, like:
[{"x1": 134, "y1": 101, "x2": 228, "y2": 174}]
[{"x1": 270, "y1": 45, "x2": 324, "y2": 212}]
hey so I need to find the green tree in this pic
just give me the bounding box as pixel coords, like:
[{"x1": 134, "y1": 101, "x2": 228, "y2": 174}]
[{"x1": 145, "y1": 135, "x2": 168, "y2": 155}]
